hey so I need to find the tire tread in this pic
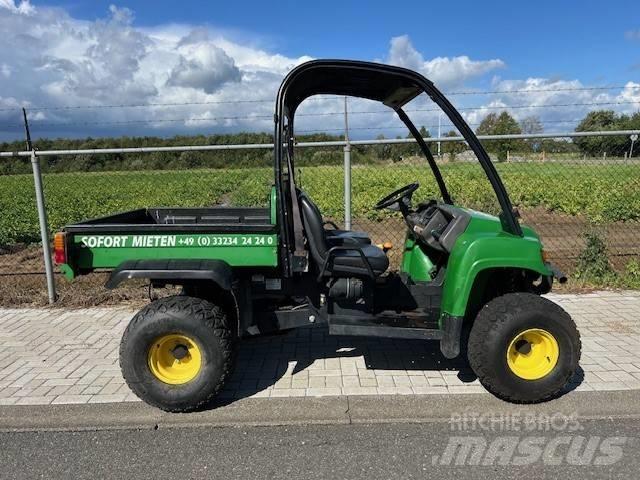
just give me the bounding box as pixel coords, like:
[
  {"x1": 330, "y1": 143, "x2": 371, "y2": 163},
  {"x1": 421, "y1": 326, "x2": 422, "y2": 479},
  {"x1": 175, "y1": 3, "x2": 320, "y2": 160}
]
[
  {"x1": 467, "y1": 292, "x2": 581, "y2": 403},
  {"x1": 119, "y1": 295, "x2": 235, "y2": 412}
]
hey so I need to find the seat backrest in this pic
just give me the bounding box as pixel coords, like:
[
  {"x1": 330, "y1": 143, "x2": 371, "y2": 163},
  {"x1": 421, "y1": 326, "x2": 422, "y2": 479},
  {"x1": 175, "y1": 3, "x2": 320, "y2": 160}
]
[{"x1": 298, "y1": 191, "x2": 328, "y2": 263}]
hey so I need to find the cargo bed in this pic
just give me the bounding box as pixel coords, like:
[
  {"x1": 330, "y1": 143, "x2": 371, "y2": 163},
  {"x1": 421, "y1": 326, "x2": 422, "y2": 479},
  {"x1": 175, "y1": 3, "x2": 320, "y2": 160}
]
[
  {"x1": 60, "y1": 207, "x2": 279, "y2": 279},
  {"x1": 64, "y1": 207, "x2": 275, "y2": 233}
]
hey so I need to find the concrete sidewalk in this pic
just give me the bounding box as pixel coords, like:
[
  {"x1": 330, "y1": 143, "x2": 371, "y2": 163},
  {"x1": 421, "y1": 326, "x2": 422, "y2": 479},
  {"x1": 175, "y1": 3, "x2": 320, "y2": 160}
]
[{"x1": 0, "y1": 291, "x2": 639, "y2": 406}]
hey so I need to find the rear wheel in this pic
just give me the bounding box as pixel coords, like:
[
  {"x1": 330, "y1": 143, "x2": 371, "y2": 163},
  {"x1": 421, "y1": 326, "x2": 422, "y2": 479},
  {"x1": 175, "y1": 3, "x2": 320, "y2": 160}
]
[
  {"x1": 467, "y1": 292, "x2": 581, "y2": 403},
  {"x1": 120, "y1": 295, "x2": 235, "y2": 412}
]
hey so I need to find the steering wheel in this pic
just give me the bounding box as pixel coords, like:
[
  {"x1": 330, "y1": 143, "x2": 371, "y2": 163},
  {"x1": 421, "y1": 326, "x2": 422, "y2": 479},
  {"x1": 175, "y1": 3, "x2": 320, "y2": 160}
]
[{"x1": 374, "y1": 182, "x2": 420, "y2": 210}]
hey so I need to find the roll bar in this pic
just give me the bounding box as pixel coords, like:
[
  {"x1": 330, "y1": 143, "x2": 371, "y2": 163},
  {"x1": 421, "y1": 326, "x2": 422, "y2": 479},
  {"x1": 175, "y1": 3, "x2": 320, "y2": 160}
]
[{"x1": 274, "y1": 60, "x2": 522, "y2": 275}]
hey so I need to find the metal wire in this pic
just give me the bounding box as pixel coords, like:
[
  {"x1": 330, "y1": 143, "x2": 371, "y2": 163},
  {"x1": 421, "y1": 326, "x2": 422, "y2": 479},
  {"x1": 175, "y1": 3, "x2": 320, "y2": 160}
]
[
  {"x1": 2, "y1": 100, "x2": 639, "y2": 130},
  {"x1": 0, "y1": 83, "x2": 634, "y2": 112}
]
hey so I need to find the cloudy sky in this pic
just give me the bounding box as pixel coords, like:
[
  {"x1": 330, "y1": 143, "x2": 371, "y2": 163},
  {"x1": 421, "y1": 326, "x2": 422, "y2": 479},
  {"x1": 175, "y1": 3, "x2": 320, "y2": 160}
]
[{"x1": 0, "y1": 0, "x2": 638, "y2": 141}]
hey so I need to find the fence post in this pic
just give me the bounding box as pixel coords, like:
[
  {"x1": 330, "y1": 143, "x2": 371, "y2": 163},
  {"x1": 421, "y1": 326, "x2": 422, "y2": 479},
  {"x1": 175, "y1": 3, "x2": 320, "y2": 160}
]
[
  {"x1": 343, "y1": 144, "x2": 352, "y2": 230},
  {"x1": 23, "y1": 109, "x2": 57, "y2": 304},
  {"x1": 30, "y1": 150, "x2": 57, "y2": 304},
  {"x1": 343, "y1": 97, "x2": 352, "y2": 230},
  {"x1": 437, "y1": 113, "x2": 442, "y2": 159}
]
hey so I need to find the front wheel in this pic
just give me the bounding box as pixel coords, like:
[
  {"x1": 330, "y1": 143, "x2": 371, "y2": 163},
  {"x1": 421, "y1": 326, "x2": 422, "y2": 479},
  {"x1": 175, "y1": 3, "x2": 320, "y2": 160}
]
[
  {"x1": 120, "y1": 295, "x2": 235, "y2": 412},
  {"x1": 467, "y1": 292, "x2": 581, "y2": 403}
]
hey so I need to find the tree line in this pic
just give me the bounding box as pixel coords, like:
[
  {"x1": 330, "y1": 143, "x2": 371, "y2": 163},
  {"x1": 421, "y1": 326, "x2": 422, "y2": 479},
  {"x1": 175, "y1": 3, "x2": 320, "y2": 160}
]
[
  {"x1": 470, "y1": 110, "x2": 639, "y2": 161},
  {"x1": 1, "y1": 110, "x2": 637, "y2": 174}
]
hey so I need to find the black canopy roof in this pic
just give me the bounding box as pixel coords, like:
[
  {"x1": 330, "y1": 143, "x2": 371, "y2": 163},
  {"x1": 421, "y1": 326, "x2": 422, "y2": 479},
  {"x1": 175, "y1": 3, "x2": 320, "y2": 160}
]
[{"x1": 278, "y1": 60, "x2": 430, "y2": 114}]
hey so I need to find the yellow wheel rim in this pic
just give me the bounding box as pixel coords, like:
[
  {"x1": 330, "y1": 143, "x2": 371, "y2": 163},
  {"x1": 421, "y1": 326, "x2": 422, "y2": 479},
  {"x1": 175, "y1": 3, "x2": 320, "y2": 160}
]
[
  {"x1": 506, "y1": 328, "x2": 559, "y2": 380},
  {"x1": 147, "y1": 334, "x2": 202, "y2": 385}
]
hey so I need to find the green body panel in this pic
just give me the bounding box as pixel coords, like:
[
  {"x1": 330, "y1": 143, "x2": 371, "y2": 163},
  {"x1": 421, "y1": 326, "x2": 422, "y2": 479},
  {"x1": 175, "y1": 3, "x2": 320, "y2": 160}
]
[
  {"x1": 59, "y1": 263, "x2": 75, "y2": 280},
  {"x1": 439, "y1": 210, "x2": 551, "y2": 318},
  {"x1": 62, "y1": 233, "x2": 278, "y2": 280},
  {"x1": 399, "y1": 208, "x2": 551, "y2": 321},
  {"x1": 400, "y1": 237, "x2": 435, "y2": 282}
]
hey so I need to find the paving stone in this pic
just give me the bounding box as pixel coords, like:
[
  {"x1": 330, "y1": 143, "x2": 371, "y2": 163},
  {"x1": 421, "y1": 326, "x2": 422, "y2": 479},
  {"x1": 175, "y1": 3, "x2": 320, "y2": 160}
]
[
  {"x1": 343, "y1": 386, "x2": 378, "y2": 395},
  {"x1": 359, "y1": 377, "x2": 378, "y2": 387},
  {"x1": 0, "y1": 387, "x2": 20, "y2": 399},
  {"x1": 427, "y1": 377, "x2": 447, "y2": 387},
  {"x1": 1, "y1": 291, "x2": 639, "y2": 405},
  {"x1": 325, "y1": 376, "x2": 342, "y2": 388},
  {"x1": 376, "y1": 376, "x2": 395, "y2": 387},
  {"x1": 586, "y1": 381, "x2": 630, "y2": 391},
  {"x1": 377, "y1": 386, "x2": 414, "y2": 395},
  {"x1": 291, "y1": 377, "x2": 309, "y2": 389},
  {"x1": 392, "y1": 375, "x2": 412, "y2": 386},
  {"x1": 308, "y1": 369, "x2": 342, "y2": 377},
  {"x1": 15, "y1": 396, "x2": 55, "y2": 405},
  {"x1": 411, "y1": 386, "x2": 448, "y2": 395},
  {"x1": 88, "y1": 394, "x2": 127, "y2": 403},
  {"x1": 446, "y1": 385, "x2": 486, "y2": 394},
  {"x1": 30, "y1": 385, "x2": 53, "y2": 397},
  {"x1": 100, "y1": 383, "x2": 120, "y2": 395},
  {"x1": 81, "y1": 385, "x2": 103, "y2": 395},
  {"x1": 341, "y1": 375, "x2": 360, "y2": 387},
  {"x1": 51, "y1": 395, "x2": 90, "y2": 405},
  {"x1": 409, "y1": 376, "x2": 428, "y2": 386},
  {"x1": 305, "y1": 387, "x2": 341, "y2": 397},
  {"x1": 308, "y1": 376, "x2": 325, "y2": 388},
  {"x1": 269, "y1": 388, "x2": 306, "y2": 398},
  {"x1": 273, "y1": 378, "x2": 292, "y2": 389}
]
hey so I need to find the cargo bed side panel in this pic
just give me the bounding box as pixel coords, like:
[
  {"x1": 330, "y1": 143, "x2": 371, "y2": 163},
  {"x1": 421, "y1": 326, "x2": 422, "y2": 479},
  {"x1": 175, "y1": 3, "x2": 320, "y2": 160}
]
[{"x1": 69, "y1": 232, "x2": 278, "y2": 271}]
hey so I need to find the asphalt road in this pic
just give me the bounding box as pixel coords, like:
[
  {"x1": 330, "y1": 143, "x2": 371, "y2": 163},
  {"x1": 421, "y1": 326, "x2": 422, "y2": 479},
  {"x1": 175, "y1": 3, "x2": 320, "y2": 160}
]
[
  {"x1": 2, "y1": 417, "x2": 638, "y2": 479},
  {"x1": 2, "y1": 392, "x2": 639, "y2": 479}
]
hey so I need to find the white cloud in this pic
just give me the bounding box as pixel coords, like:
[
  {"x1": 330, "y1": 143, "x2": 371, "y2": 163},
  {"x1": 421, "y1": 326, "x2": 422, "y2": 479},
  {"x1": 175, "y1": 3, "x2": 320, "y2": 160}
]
[
  {"x1": 0, "y1": 96, "x2": 21, "y2": 109},
  {"x1": 616, "y1": 81, "x2": 640, "y2": 107},
  {"x1": 386, "y1": 35, "x2": 505, "y2": 88},
  {"x1": 0, "y1": 3, "x2": 313, "y2": 136},
  {"x1": 108, "y1": 4, "x2": 133, "y2": 24},
  {"x1": 0, "y1": 0, "x2": 34, "y2": 15},
  {"x1": 167, "y1": 44, "x2": 241, "y2": 94}
]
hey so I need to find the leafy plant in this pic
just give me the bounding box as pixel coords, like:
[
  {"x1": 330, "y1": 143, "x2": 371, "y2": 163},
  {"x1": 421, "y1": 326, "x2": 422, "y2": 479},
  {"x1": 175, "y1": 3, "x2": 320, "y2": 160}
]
[
  {"x1": 573, "y1": 230, "x2": 615, "y2": 283},
  {"x1": 2, "y1": 162, "x2": 640, "y2": 251},
  {"x1": 621, "y1": 260, "x2": 640, "y2": 289}
]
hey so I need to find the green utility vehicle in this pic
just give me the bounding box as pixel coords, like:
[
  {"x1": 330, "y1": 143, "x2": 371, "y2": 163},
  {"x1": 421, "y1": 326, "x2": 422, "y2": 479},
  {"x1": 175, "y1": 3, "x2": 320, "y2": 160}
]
[{"x1": 55, "y1": 60, "x2": 580, "y2": 411}]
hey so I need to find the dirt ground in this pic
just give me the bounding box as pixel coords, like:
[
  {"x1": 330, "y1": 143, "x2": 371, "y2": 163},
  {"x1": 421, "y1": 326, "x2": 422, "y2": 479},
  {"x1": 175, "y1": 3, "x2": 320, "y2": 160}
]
[{"x1": 1, "y1": 208, "x2": 638, "y2": 308}]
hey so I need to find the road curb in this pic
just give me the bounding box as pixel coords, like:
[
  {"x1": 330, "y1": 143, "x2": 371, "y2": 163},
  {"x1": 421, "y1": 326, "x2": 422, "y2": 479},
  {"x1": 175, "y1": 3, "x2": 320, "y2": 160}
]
[{"x1": 1, "y1": 390, "x2": 640, "y2": 432}]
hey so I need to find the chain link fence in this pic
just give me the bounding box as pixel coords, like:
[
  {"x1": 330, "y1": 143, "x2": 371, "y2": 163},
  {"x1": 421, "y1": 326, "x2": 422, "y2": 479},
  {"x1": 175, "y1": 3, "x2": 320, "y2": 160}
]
[{"x1": 1, "y1": 131, "x2": 639, "y2": 306}]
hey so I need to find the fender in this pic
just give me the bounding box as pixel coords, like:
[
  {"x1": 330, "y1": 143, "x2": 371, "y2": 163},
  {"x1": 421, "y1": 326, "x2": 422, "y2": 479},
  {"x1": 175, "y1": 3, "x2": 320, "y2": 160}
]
[
  {"x1": 105, "y1": 259, "x2": 233, "y2": 290},
  {"x1": 440, "y1": 224, "x2": 551, "y2": 318}
]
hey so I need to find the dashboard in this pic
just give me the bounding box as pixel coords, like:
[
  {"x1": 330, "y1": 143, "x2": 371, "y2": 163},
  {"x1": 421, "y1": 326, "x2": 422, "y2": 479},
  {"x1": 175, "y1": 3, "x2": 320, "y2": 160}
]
[{"x1": 405, "y1": 202, "x2": 471, "y2": 253}]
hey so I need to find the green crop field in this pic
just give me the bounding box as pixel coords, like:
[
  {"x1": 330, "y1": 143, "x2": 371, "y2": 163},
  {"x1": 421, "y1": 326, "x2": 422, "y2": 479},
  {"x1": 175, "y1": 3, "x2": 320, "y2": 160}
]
[{"x1": 2, "y1": 162, "x2": 640, "y2": 247}]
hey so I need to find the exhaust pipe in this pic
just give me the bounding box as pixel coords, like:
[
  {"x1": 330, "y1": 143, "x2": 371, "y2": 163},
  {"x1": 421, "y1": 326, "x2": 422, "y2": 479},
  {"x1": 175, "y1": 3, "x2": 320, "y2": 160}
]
[{"x1": 548, "y1": 263, "x2": 567, "y2": 284}]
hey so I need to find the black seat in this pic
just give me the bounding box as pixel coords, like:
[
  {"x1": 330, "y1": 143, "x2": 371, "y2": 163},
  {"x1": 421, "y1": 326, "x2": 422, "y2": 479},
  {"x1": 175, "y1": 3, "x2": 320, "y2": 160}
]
[
  {"x1": 299, "y1": 192, "x2": 389, "y2": 277},
  {"x1": 295, "y1": 190, "x2": 370, "y2": 246},
  {"x1": 325, "y1": 228, "x2": 371, "y2": 247}
]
